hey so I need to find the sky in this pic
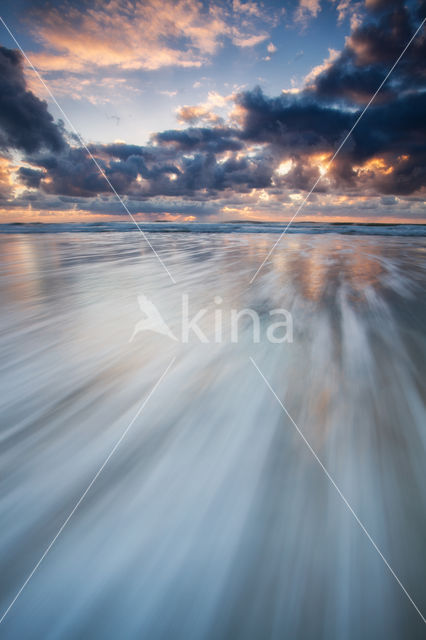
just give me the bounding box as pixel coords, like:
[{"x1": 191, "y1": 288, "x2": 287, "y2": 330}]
[{"x1": 0, "y1": 0, "x2": 425, "y2": 223}]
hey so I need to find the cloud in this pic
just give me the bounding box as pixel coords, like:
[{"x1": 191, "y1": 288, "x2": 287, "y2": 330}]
[
  {"x1": 333, "y1": 0, "x2": 364, "y2": 30},
  {"x1": 295, "y1": 0, "x2": 322, "y2": 24},
  {"x1": 176, "y1": 106, "x2": 223, "y2": 125},
  {"x1": 312, "y1": 50, "x2": 397, "y2": 104},
  {"x1": 1, "y1": 0, "x2": 425, "y2": 222},
  {"x1": 18, "y1": 166, "x2": 45, "y2": 189},
  {"x1": 236, "y1": 87, "x2": 352, "y2": 151},
  {"x1": 304, "y1": 48, "x2": 340, "y2": 86},
  {"x1": 159, "y1": 90, "x2": 178, "y2": 98},
  {"x1": 232, "y1": 0, "x2": 264, "y2": 19},
  {"x1": 154, "y1": 127, "x2": 243, "y2": 153},
  {"x1": 308, "y1": 1, "x2": 426, "y2": 104},
  {"x1": 13, "y1": 95, "x2": 426, "y2": 205},
  {"x1": 347, "y1": 2, "x2": 414, "y2": 67},
  {"x1": 0, "y1": 46, "x2": 65, "y2": 153},
  {"x1": 26, "y1": 73, "x2": 424, "y2": 203},
  {"x1": 0, "y1": 158, "x2": 14, "y2": 200},
  {"x1": 29, "y1": 0, "x2": 224, "y2": 71},
  {"x1": 27, "y1": 0, "x2": 276, "y2": 75},
  {"x1": 232, "y1": 33, "x2": 269, "y2": 47},
  {"x1": 176, "y1": 90, "x2": 233, "y2": 125}
]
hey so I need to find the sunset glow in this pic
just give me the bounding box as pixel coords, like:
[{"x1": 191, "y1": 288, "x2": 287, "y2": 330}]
[{"x1": 0, "y1": 0, "x2": 425, "y2": 223}]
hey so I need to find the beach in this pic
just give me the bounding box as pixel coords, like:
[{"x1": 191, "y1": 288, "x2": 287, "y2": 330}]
[{"x1": 0, "y1": 225, "x2": 425, "y2": 639}]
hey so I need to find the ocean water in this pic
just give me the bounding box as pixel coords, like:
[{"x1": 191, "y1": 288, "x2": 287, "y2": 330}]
[
  {"x1": 1, "y1": 220, "x2": 426, "y2": 235},
  {"x1": 0, "y1": 226, "x2": 425, "y2": 639}
]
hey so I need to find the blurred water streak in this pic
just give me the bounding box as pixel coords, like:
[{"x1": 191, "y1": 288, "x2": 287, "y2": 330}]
[{"x1": 0, "y1": 230, "x2": 425, "y2": 639}]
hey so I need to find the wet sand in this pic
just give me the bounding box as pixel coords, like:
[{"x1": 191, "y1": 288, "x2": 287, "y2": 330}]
[{"x1": 0, "y1": 230, "x2": 425, "y2": 639}]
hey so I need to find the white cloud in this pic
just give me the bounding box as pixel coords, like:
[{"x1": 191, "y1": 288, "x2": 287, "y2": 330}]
[
  {"x1": 232, "y1": 0, "x2": 263, "y2": 19},
  {"x1": 232, "y1": 33, "x2": 269, "y2": 48},
  {"x1": 29, "y1": 0, "x2": 276, "y2": 74},
  {"x1": 176, "y1": 90, "x2": 234, "y2": 125},
  {"x1": 295, "y1": 0, "x2": 321, "y2": 24},
  {"x1": 304, "y1": 48, "x2": 340, "y2": 86},
  {"x1": 333, "y1": 0, "x2": 363, "y2": 30}
]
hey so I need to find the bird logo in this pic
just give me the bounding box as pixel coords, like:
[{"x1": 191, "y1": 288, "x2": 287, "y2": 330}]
[{"x1": 129, "y1": 295, "x2": 178, "y2": 342}]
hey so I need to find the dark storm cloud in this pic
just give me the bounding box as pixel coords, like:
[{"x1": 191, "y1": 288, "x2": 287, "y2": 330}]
[
  {"x1": 236, "y1": 87, "x2": 352, "y2": 149},
  {"x1": 227, "y1": 0, "x2": 425, "y2": 196},
  {"x1": 34, "y1": 148, "x2": 107, "y2": 197},
  {"x1": 314, "y1": 0, "x2": 426, "y2": 104},
  {"x1": 18, "y1": 166, "x2": 45, "y2": 188},
  {"x1": 312, "y1": 51, "x2": 397, "y2": 104},
  {"x1": 349, "y1": 92, "x2": 426, "y2": 162},
  {"x1": 129, "y1": 150, "x2": 272, "y2": 196},
  {"x1": 24, "y1": 74, "x2": 426, "y2": 199},
  {"x1": 0, "y1": 46, "x2": 66, "y2": 153},
  {"x1": 93, "y1": 143, "x2": 148, "y2": 160},
  {"x1": 163, "y1": 152, "x2": 272, "y2": 194},
  {"x1": 33, "y1": 146, "x2": 181, "y2": 196},
  {"x1": 154, "y1": 127, "x2": 243, "y2": 153},
  {"x1": 350, "y1": 0, "x2": 413, "y2": 65},
  {"x1": 22, "y1": 140, "x2": 275, "y2": 201},
  {"x1": 281, "y1": 159, "x2": 328, "y2": 192},
  {"x1": 309, "y1": 0, "x2": 426, "y2": 197},
  {"x1": 321, "y1": 89, "x2": 426, "y2": 195}
]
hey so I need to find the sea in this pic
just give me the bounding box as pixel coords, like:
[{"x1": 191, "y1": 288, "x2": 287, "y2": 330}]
[{"x1": 0, "y1": 222, "x2": 425, "y2": 639}]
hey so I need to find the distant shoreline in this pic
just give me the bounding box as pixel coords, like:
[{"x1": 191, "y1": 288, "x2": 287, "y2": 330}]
[
  {"x1": 3, "y1": 220, "x2": 426, "y2": 227},
  {"x1": 221, "y1": 220, "x2": 426, "y2": 226}
]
